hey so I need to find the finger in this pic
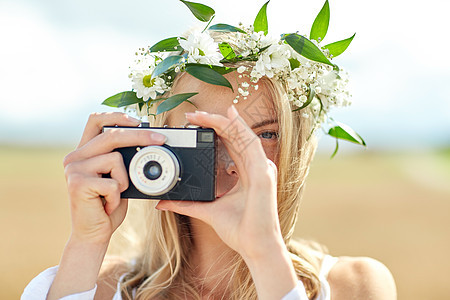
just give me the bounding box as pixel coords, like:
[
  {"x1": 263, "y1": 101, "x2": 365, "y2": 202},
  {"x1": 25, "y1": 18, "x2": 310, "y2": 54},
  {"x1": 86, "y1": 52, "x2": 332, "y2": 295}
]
[
  {"x1": 266, "y1": 158, "x2": 278, "y2": 182},
  {"x1": 155, "y1": 181, "x2": 241, "y2": 221},
  {"x1": 109, "y1": 198, "x2": 128, "y2": 229},
  {"x1": 89, "y1": 177, "x2": 122, "y2": 215},
  {"x1": 67, "y1": 174, "x2": 122, "y2": 215},
  {"x1": 155, "y1": 200, "x2": 212, "y2": 224},
  {"x1": 188, "y1": 106, "x2": 266, "y2": 166},
  {"x1": 186, "y1": 106, "x2": 267, "y2": 183},
  {"x1": 65, "y1": 152, "x2": 129, "y2": 192},
  {"x1": 78, "y1": 112, "x2": 141, "y2": 148},
  {"x1": 64, "y1": 128, "x2": 167, "y2": 166}
]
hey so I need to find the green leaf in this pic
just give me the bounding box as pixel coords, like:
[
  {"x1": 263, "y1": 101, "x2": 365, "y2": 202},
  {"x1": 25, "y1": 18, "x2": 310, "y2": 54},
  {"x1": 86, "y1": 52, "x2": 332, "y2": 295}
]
[
  {"x1": 102, "y1": 91, "x2": 143, "y2": 107},
  {"x1": 323, "y1": 33, "x2": 356, "y2": 57},
  {"x1": 219, "y1": 42, "x2": 236, "y2": 60},
  {"x1": 211, "y1": 65, "x2": 236, "y2": 75},
  {"x1": 150, "y1": 37, "x2": 183, "y2": 52},
  {"x1": 185, "y1": 63, "x2": 236, "y2": 75},
  {"x1": 310, "y1": 0, "x2": 330, "y2": 42},
  {"x1": 328, "y1": 122, "x2": 366, "y2": 146},
  {"x1": 208, "y1": 23, "x2": 246, "y2": 34},
  {"x1": 289, "y1": 58, "x2": 300, "y2": 70},
  {"x1": 152, "y1": 55, "x2": 184, "y2": 78},
  {"x1": 253, "y1": 1, "x2": 270, "y2": 35},
  {"x1": 185, "y1": 64, "x2": 234, "y2": 90},
  {"x1": 259, "y1": 44, "x2": 271, "y2": 53},
  {"x1": 292, "y1": 85, "x2": 316, "y2": 111},
  {"x1": 156, "y1": 93, "x2": 198, "y2": 115},
  {"x1": 180, "y1": 0, "x2": 215, "y2": 22},
  {"x1": 283, "y1": 33, "x2": 334, "y2": 67}
]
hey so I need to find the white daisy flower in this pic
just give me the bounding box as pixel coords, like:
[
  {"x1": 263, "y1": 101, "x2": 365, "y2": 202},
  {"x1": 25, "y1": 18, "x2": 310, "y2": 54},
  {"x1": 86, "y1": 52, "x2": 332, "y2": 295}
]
[
  {"x1": 179, "y1": 30, "x2": 223, "y2": 66},
  {"x1": 131, "y1": 68, "x2": 167, "y2": 101},
  {"x1": 253, "y1": 44, "x2": 290, "y2": 78}
]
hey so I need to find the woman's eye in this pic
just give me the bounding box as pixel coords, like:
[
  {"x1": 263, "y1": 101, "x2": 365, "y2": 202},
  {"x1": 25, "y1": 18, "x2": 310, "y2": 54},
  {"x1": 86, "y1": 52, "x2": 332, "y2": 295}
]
[{"x1": 258, "y1": 131, "x2": 278, "y2": 140}]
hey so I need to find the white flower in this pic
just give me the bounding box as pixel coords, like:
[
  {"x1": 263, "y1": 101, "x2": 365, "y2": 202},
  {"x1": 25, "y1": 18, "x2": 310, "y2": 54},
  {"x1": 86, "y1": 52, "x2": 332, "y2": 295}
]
[
  {"x1": 131, "y1": 68, "x2": 167, "y2": 101},
  {"x1": 129, "y1": 55, "x2": 156, "y2": 76},
  {"x1": 129, "y1": 55, "x2": 168, "y2": 101},
  {"x1": 236, "y1": 30, "x2": 278, "y2": 58},
  {"x1": 311, "y1": 98, "x2": 321, "y2": 113},
  {"x1": 248, "y1": 40, "x2": 257, "y2": 49},
  {"x1": 315, "y1": 86, "x2": 322, "y2": 94},
  {"x1": 253, "y1": 44, "x2": 290, "y2": 78},
  {"x1": 179, "y1": 30, "x2": 223, "y2": 66},
  {"x1": 259, "y1": 33, "x2": 278, "y2": 49},
  {"x1": 318, "y1": 70, "x2": 338, "y2": 94},
  {"x1": 238, "y1": 87, "x2": 249, "y2": 97},
  {"x1": 237, "y1": 66, "x2": 247, "y2": 73},
  {"x1": 287, "y1": 72, "x2": 303, "y2": 89}
]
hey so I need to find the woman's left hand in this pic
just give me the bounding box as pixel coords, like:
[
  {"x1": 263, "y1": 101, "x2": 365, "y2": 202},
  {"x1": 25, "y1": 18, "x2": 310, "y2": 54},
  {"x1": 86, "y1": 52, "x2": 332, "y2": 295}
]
[{"x1": 156, "y1": 105, "x2": 283, "y2": 260}]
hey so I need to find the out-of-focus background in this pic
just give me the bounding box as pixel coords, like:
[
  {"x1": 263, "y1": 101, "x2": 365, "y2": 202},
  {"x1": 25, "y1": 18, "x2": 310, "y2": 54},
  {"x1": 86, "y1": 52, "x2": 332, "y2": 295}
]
[{"x1": 1, "y1": 0, "x2": 449, "y2": 299}]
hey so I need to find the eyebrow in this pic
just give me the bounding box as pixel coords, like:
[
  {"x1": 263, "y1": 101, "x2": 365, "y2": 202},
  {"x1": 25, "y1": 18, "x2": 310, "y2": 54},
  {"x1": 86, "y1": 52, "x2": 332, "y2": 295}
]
[{"x1": 250, "y1": 119, "x2": 278, "y2": 129}]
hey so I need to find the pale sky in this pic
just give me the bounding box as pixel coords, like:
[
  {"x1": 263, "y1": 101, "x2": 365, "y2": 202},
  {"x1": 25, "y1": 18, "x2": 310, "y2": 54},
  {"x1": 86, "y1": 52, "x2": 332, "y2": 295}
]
[{"x1": 0, "y1": 0, "x2": 449, "y2": 152}]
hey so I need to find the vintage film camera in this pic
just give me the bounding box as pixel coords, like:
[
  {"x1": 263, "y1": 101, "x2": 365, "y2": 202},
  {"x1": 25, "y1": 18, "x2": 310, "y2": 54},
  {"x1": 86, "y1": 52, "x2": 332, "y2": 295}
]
[{"x1": 103, "y1": 123, "x2": 217, "y2": 201}]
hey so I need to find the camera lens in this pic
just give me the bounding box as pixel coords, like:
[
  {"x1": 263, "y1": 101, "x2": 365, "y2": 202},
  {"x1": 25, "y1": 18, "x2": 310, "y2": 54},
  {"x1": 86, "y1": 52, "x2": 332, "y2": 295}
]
[
  {"x1": 129, "y1": 145, "x2": 180, "y2": 196},
  {"x1": 143, "y1": 161, "x2": 162, "y2": 180}
]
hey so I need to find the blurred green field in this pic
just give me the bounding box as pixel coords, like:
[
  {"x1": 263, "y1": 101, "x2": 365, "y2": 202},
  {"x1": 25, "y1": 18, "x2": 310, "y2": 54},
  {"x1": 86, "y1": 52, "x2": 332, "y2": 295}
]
[{"x1": 1, "y1": 145, "x2": 449, "y2": 299}]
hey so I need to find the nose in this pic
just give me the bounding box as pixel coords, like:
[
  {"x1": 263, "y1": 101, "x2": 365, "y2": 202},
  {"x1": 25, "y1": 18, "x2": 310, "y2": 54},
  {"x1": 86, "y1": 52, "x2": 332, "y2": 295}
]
[
  {"x1": 217, "y1": 139, "x2": 238, "y2": 173},
  {"x1": 224, "y1": 155, "x2": 238, "y2": 176}
]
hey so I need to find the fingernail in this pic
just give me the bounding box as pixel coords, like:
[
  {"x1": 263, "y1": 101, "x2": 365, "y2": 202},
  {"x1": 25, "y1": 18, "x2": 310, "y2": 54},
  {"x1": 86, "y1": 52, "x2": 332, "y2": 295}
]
[
  {"x1": 231, "y1": 105, "x2": 238, "y2": 115},
  {"x1": 195, "y1": 110, "x2": 208, "y2": 115},
  {"x1": 151, "y1": 132, "x2": 166, "y2": 143},
  {"x1": 127, "y1": 115, "x2": 141, "y2": 124},
  {"x1": 185, "y1": 112, "x2": 195, "y2": 118},
  {"x1": 155, "y1": 205, "x2": 168, "y2": 211}
]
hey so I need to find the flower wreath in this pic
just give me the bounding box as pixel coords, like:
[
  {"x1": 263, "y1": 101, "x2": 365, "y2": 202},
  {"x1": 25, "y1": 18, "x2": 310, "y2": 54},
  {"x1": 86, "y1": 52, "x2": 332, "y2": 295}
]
[{"x1": 102, "y1": 0, "x2": 366, "y2": 156}]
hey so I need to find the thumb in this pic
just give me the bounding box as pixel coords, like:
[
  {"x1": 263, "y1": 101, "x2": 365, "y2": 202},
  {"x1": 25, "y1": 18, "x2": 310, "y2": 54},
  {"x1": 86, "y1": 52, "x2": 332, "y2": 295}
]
[
  {"x1": 109, "y1": 198, "x2": 128, "y2": 230},
  {"x1": 156, "y1": 200, "x2": 212, "y2": 224}
]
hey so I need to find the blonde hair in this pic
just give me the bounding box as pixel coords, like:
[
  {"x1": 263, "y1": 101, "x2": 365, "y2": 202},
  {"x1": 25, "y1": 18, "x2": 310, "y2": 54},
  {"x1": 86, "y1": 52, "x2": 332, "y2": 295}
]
[{"x1": 113, "y1": 33, "x2": 324, "y2": 300}]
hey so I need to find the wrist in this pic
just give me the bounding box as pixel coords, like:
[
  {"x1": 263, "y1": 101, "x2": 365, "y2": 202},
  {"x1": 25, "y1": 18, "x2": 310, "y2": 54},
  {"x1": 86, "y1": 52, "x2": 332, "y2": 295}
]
[
  {"x1": 69, "y1": 232, "x2": 111, "y2": 250},
  {"x1": 240, "y1": 232, "x2": 287, "y2": 263},
  {"x1": 47, "y1": 237, "x2": 108, "y2": 299},
  {"x1": 242, "y1": 236, "x2": 290, "y2": 268},
  {"x1": 241, "y1": 238, "x2": 298, "y2": 300}
]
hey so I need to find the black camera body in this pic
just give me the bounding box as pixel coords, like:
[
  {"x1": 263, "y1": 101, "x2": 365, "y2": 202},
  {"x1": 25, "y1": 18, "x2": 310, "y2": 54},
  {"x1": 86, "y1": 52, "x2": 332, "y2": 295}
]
[{"x1": 103, "y1": 124, "x2": 217, "y2": 201}]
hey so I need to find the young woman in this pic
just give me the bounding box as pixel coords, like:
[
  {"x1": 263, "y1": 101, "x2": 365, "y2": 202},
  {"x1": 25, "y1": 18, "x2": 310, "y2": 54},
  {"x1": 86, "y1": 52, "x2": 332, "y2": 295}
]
[
  {"x1": 22, "y1": 70, "x2": 396, "y2": 300},
  {"x1": 22, "y1": 3, "x2": 397, "y2": 298}
]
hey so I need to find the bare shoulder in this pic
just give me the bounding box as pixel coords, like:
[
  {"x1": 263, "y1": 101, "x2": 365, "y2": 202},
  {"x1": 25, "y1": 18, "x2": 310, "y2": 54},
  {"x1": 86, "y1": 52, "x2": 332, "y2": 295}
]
[
  {"x1": 327, "y1": 256, "x2": 397, "y2": 300},
  {"x1": 94, "y1": 256, "x2": 131, "y2": 300}
]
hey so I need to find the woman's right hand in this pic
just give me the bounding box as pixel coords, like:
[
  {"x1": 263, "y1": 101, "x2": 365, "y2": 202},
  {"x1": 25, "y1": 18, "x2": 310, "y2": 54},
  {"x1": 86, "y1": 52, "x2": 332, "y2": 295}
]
[
  {"x1": 62, "y1": 112, "x2": 167, "y2": 246},
  {"x1": 48, "y1": 113, "x2": 167, "y2": 299}
]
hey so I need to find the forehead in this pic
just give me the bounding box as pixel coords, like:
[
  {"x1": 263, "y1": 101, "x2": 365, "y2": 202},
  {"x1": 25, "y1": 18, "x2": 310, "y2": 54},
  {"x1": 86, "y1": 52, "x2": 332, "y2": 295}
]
[{"x1": 165, "y1": 72, "x2": 277, "y2": 126}]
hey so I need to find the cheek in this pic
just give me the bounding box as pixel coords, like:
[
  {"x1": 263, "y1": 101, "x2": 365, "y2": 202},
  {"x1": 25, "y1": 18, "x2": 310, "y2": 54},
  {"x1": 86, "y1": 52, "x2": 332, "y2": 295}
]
[{"x1": 261, "y1": 142, "x2": 279, "y2": 166}]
